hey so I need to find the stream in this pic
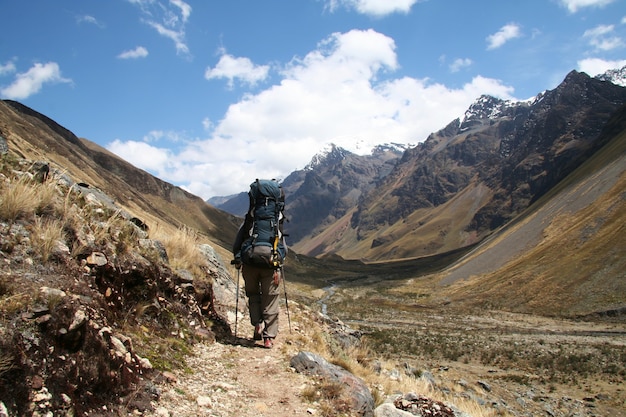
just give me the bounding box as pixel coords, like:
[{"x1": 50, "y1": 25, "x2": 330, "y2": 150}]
[{"x1": 318, "y1": 283, "x2": 337, "y2": 316}]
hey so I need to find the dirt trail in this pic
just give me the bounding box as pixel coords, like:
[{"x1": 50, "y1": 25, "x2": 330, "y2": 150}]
[{"x1": 144, "y1": 310, "x2": 315, "y2": 417}]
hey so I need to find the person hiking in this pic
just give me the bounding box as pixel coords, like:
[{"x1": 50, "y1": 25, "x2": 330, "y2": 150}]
[{"x1": 232, "y1": 179, "x2": 287, "y2": 348}]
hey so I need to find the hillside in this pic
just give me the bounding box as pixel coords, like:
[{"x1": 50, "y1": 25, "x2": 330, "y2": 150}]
[
  {"x1": 438, "y1": 103, "x2": 626, "y2": 317},
  {"x1": 0, "y1": 100, "x2": 240, "y2": 254}
]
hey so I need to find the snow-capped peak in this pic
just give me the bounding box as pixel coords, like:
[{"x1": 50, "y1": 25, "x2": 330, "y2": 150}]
[
  {"x1": 596, "y1": 65, "x2": 626, "y2": 87},
  {"x1": 304, "y1": 143, "x2": 349, "y2": 170}
]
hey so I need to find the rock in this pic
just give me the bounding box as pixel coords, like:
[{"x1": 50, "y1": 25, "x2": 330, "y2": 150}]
[
  {"x1": 477, "y1": 380, "x2": 492, "y2": 392},
  {"x1": 374, "y1": 403, "x2": 415, "y2": 417},
  {"x1": 137, "y1": 356, "x2": 153, "y2": 370},
  {"x1": 139, "y1": 239, "x2": 169, "y2": 262},
  {"x1": 31, "y1": 375, "x2": 44, "y2": 390},
  {"x1": 162, "y1": 371, "x2": 177, "y2": 383},
  {"x1": 68, "y1": 309, "x2": 87, "y2": 332},
  {"x1": 40, "y1": 287, "x2": 66, "y2": 299},
  {"x1": 86, "y1": 252, "x2": 108, "y2": 266},
  {"x1": 290, "y1": 351, "x2": 374, "y2": 417},
  {"x1": 0, "y1": 135, "x2": 8, "y2": 155},
  {"x1": 420, "y1": 370, "x2": 436, "y2": 387},
  {"x1": 110, "y1": 335, "x2": 128, "y2": 357},
  {"x1": 196, "y1": 396, "x2": 212, "y2": 407},
  {"x1": 391, "y1": 393, "x2": 456, "y2": 417},
  {"x1": 33, "y1": 387, "x2": 52, "y2": 402}
]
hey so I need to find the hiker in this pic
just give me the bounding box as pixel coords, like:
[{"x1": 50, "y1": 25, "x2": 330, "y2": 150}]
[{"x1": 232, "y1": 179, "x2": 287, "y2": 348}]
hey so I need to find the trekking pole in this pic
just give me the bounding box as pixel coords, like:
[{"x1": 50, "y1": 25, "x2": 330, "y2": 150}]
[
  {"x1": 280, "y1": 267, "x2": 292, "y2": 333},
  {"x1": 231, "y1": 260, "x2": 241, "y2": 338}
]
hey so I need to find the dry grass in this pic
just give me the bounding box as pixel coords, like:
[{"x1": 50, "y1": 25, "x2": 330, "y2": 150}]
[
  {"x1": 151, "y1": 225, "x2": 209, "y2": 277},
  {"x1": 0, "y1": 177, "x2": 39, "y2": 222},
  {"x1": 30, "y1": 217, "x2": 65, "y2": 261},
  {"x1": 0, "y1": 172, "x2": 62, "y2": 222},
  {"x1": 282, "y1": 304, "x2": 498, "y2": 417}
]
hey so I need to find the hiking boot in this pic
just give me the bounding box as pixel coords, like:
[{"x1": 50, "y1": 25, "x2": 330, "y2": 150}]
[
  {"x1": 253, "y1": 324, "x2": 263, "y2": 341},
  {"x1": 263, "y1": 337, "x2": 274, "y2": 349}
]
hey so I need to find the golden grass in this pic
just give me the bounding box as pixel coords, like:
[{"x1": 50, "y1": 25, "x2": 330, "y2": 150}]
[
  {"x1": 151, "y1": 225, "x2": 209, "y2": 277},
  {"x1": 30, "y1": 217, "x2": 65, "y2": 261},
  {"x1": 0, "y1": 177, "x2": 39, "y2": 222},
  {"x1": 0, "y1": 172, "x2": 62, "y2": 223},
  {"x1": 282, "y1": 304, "x2": 500, "y2": 417}
]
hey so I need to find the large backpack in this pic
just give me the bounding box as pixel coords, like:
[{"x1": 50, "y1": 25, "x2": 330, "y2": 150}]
[{"x1": 239, "y1": 179, "x2": 287, "y2": 268}]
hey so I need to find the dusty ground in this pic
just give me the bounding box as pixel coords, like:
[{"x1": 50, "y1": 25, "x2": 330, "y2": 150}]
[{"x1": 143, "y1": 309, "x2": 319, "y2": 417}]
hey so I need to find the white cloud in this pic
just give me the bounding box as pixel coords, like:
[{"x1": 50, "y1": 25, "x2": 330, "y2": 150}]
[
  {"x1": 578, "y1": 57, "x2": 626, "y2": 76},
  {"x1": 109, "y1": 29, "x2": 517, "y2": 199},
  {"x1": 0, "y1": 60, "x2": 16, "y2": 76},
  {"x1": 205, "y1": 52, "x2": 270, "y2": 88},
  {"x1": 583, "y1": 24, "x2": 624, "y2": 51},
  {"x1": 449, "y1": 58, "x2": 473, "y2": 73},
  {"x1": 325, "y1": 0, "x2": 420, "y2": 16},
  {"x1": 487, "y1": 23, "x2": 522, "y2": 50},
  {"x1": 129, "y1": 0, "x2": 191, "y2": 55},
  {"x1": 76, "y1": 15, "x2": 104, "y2": 28},
  {"x1": 117, "y1": 46, "x2": 149, "y2": 59},
  {"x1": 170, "y1": 0, "x2": 192, "y2": 23},
  {"x1": 0, "y1": 62, "x2": 71, "y2": 100},
  {"x1": 558, "y1": 0, "x2": 616, "y2": 13},
  {"x1": 107, "y1": 139, "x2": 172, "y2": 174},
  {"x1": 148, "y1": 21, "x2": 189, "y2": 55}
]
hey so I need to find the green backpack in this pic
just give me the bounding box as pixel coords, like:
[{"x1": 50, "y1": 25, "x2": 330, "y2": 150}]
[{"x1": 239, "y1": 179, "x2": 287, "y2": 268}]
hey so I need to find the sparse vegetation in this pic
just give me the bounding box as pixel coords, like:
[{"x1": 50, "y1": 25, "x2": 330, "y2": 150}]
[
  {"x1": 30, "y1": 217, "x2": 65, "y2": 261},
  {"x1": 152, "y1": 224, "x2": 209, "y2": 277},
  {"x1": 0, "y1": 154, "x2": 223, "y2": 415}
]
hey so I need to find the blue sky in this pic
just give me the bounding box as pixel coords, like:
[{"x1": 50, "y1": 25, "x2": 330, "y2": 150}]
[{"x1": 1, "y1": 0, "x2": 625, "y2": 199}]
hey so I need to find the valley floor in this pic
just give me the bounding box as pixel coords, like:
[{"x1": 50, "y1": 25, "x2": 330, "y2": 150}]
[{"x1": 334, "y1": 292, "x2": 626, "y2": 416}]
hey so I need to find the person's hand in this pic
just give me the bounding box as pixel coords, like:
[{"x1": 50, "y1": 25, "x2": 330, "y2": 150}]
[
  {"x1": 231, "y1": 257, "x2": 242, "y2": 269},
  {"x1": 273, "y1": 269, "x2": 281, "y2": 284}
]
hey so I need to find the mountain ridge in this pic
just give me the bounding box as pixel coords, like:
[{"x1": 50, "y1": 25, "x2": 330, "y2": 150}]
[
  {"x1": 212, "y1": 68, "x2": 626, "y2": 262},
  {"x1": 277, "y1": 69, "x2": 626, "y2": 261}
]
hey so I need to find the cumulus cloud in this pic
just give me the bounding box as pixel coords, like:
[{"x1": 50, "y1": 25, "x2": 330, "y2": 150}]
[
  {"x1": 205, "y1": 52, "x2": 270, "y2": 88},
  {"x1": 558, "y1": 0, "x2": 616, "y2": 13},
  {"x1": 0, "y1": 62, "x2": 72, "y2": 100},
  {"x1": 487, "y1": 23, "x2": 522, "y2": 50},
  {"x1": 108, "y1": 29, "x2": 516, "y2": 198},
  {"x1": 325, "y1": 0, "x2": 420, "y2": 16},
  {"x1": 578, "y1": 57, "x2": 626, "y2": 76},
  {"x1": 107, "y1": 139, "x2": 172, "y2": 174},
  {"x1": 117, "y1": 46, "x2": 149, "y2": 59}
]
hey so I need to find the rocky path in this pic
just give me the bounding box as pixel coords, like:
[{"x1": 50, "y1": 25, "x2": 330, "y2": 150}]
[{"x1": 143, "y1": 311, "x2": 315, "y2": 417}]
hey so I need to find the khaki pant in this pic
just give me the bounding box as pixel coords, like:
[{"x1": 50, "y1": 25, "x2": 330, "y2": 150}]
[{"x1": 242, "y1": 264, "x2": 281, "y2": 339}]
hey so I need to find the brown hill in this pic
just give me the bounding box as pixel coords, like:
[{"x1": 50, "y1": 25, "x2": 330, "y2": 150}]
[
  {"x1": 438, "y1": 103, "x2": 626, "y2": 317},
  {"x1": 0, "y1": 99, "x2": 239, "y2": 254}
]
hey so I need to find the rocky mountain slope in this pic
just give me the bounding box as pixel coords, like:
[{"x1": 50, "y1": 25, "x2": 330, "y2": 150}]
[
  {"x1": 209, "y1": 143, "x2": 405, "y2": 246},
  {"x1": 0, "y1": 100, "x2": 240, "y2": 253},
  {"x1": 244, "y1": 70, "x2": 626, "y2": 262},
  {"x1": 356, "y1": 71, "x2": 624, "y2": 261}
]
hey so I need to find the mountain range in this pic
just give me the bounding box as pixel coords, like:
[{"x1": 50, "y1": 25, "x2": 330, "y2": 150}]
[
  {"x1": 1, "y1": 66, "x2": 625, "y2": 417},
  {"x1": 212, "y1": 68, "x2": 626, "y2": 265},
  {"x1": 1, "y1": 66, "x2": 624, "y2": 318}
]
